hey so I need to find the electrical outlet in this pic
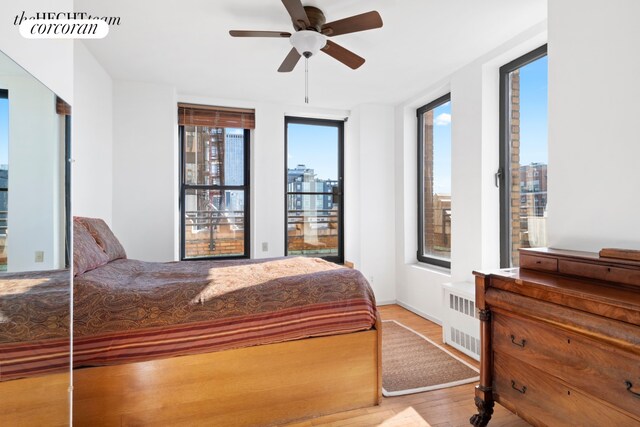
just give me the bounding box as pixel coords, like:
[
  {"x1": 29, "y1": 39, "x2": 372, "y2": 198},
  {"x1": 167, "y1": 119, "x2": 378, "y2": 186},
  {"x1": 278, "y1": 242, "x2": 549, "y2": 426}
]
[
  {"x1": 35, "y1": 251, "x2": 44, "y2": 263},
  {"x1": 369, "y1": 275, "x2": 374, "y2": 284},
  {"x1": 261, "y1": 242, "x2": 268, "y2": 252}
]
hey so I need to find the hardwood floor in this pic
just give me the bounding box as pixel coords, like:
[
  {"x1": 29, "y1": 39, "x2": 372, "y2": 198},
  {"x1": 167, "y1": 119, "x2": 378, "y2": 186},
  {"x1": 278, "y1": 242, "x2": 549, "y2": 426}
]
[{"x1": 284, "y1": 305, "x2": 529, "y2": 427}]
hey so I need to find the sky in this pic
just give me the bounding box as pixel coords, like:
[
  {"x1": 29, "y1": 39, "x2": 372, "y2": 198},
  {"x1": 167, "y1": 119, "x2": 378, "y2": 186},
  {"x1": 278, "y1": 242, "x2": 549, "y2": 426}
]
[
  {"x1": 0, "y1": 98, "x2": 7, "y2": 168},
  {"x1": 519, "y1": 55, "x2": 548, "y2": 165},
  {"x1": 287, "y1": 123, "x2": 338, "y2": 181},
  {"x1": 432, "y1": 101, "x2": 452, "y2": 194}
]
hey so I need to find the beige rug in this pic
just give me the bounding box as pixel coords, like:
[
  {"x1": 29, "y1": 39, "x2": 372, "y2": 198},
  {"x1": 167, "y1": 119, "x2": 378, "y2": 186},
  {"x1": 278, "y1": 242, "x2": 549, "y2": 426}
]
[{"x1": 382, "y1": 320, "x2": 479, "y2": 397}]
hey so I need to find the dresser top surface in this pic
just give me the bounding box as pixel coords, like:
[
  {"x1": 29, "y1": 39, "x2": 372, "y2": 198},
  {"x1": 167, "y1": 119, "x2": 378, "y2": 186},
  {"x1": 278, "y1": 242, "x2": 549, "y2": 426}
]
[
  {"x1": 521, "y1": 247, "x2": 640, "y2": 268},
  {"x1": 488, "y1": 268, "x2": 640, "y2": 308},
  {"x1": 475, "y1": 260, "x2": 640, "y2": 326}
]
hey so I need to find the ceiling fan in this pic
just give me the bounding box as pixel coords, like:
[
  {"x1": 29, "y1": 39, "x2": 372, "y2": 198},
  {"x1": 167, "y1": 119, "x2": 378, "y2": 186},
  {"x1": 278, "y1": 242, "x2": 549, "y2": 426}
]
[{"x1": 229, "y1": 0, "x2": 383, "y2": 72}]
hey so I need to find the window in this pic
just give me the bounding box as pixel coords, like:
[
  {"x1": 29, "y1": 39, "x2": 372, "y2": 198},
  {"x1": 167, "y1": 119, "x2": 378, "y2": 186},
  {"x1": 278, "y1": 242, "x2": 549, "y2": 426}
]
[
  {"x1": 178, "y1": 104, "x2": 253, "y2": 259},
  {"x1": 499, "y1": 45, "x2": 548, "y2": 267},
  {"x1": 285, "y1": 117, "x2": 344, "y2": 263},
  {"x1": 0, "y1": 89, "x2": 7, "y2": 271},
  {"x1": 417, "y1": 94, "x2": 452, "y2": 268}
]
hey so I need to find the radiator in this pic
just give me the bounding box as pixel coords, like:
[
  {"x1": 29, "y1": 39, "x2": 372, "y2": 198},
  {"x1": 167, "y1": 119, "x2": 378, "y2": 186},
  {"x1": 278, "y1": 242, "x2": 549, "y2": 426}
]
[{"x1": 441, "y1": 282, "x2": 480, "y2": 361}]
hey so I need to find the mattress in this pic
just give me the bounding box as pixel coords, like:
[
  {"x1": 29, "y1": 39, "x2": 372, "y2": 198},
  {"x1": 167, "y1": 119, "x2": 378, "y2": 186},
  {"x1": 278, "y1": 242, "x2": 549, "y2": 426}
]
[
  {"x1": 0, "y1": 269, "x2": 70, "y2": 382},
  {"x1": 73, "y1": 257, "x2": 377, "y2": 368}
]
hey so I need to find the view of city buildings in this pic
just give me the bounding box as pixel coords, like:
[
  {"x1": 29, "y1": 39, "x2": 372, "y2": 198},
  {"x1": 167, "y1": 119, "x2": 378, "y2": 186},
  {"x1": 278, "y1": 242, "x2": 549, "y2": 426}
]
[
  {"x1": 287, "y1": 164, "x2": 337, "y2": 212},
  {"x1": 508, "y1": 62, "x2": 548, "y2": 266},
  {"x1": 517, "y1": 162, "x2": 547, "y2": 248},
  {"x1": 420, "y1": 100, "x2": 452, "y2": 263},
  {"x1": 286, "y1": 164, "x2": 339, "y2": 256},
  {"x1": 182, "y1": 126, "x2": 246, "y2": 258}
]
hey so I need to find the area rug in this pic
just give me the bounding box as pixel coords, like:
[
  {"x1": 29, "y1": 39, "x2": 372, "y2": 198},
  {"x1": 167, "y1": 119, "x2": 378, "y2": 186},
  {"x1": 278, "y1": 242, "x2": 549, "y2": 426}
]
[{"x1": 382, "y1": 320, "x2": 479, "y2": 397}]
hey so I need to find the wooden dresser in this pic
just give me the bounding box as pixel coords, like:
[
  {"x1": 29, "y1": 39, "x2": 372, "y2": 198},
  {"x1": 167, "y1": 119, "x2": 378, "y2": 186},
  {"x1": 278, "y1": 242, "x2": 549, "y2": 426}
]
[{"x1": 470, "y1": 248, "x2": 640, "y2": 426}]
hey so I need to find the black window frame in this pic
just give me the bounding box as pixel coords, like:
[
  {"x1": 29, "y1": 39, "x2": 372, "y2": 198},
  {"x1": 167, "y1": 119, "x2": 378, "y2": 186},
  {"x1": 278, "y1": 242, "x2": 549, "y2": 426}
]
[
  {"x1": 64, "y1": 113, "x2": 71, "y2": 268},
  {"x1": 0, "y1": 90, "x2": 8, "y2": 269},
  {"x1": 178, "y1": 125, "x2": 251, "y2": 261},
  {"x1": 284, "y1": 116, "x2": 344, "y2": 264},
  {"x1": 498, "y1": 44, "x2": 548, "y2": 268},
  {"x1": 417, "y1": 93, "x2": 452, "y2": 269}
]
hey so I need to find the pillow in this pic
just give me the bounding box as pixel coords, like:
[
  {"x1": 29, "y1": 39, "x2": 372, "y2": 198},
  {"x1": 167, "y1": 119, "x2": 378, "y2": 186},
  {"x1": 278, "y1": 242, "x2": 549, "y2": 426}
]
[
  {"x1": 75, "y1": 217, "x2": 127, "y2": 262},
  {"x1": 73, "y1": 219, "x2": 109, "y2": 275}
]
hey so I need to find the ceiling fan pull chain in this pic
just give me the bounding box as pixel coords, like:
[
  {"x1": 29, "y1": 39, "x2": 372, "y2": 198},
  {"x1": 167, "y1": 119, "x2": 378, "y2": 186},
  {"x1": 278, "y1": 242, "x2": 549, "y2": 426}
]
[{"x1": 305, "y1": 57, "x2": 309, "y2": 104}]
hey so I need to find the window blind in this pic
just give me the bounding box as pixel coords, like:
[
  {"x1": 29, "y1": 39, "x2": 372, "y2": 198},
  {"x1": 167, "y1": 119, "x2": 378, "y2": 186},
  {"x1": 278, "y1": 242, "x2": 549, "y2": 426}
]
[
  {"x1": 178, "y1": 103, "x2": 255, "y2": 129},
  {"x1": 56, "y1": 96, "x2": 71, "y2": 115}
]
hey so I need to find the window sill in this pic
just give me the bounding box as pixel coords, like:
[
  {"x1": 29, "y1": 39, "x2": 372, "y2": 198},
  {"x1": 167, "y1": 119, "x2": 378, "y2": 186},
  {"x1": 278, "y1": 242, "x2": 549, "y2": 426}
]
[{"x1": 411, "y1": 262, "x2": 451, "y2": 277}]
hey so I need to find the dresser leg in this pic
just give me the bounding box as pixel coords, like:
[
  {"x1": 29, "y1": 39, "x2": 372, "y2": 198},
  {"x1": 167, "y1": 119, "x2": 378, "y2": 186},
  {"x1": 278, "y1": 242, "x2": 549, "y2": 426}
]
[{"x1": 470, "y1": 389, "x2": 494, "y2": 426}]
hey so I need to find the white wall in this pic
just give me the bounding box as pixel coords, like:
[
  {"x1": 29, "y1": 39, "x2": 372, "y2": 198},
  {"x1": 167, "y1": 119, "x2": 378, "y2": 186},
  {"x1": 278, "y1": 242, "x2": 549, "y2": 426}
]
[
  {"x1": 394, "y1": 23, "x2": 547, "y2": 323},
  {"x1": 1, "y1": 73, "x2": 64, "y2": 272},
  {"x1": 112, "y1": 80, "x2": 177, "y2": 262},
  {"x1": 349, "y1": 105, "x2": 396, "y2": 304},
  {"x1": 72, "y1": 42, "x2": 113, "y2": 224},
  {"x1": 0, "y1": 0, "x2": 73, "y2": 103},
  {"x1": 547, "y1": 0, "x2": 640, "y2": 251}
]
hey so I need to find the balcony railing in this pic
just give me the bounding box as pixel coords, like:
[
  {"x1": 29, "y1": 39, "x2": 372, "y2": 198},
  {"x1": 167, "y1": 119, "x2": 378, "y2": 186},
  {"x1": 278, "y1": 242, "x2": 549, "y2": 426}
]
[
  {"x1": 0, "y1": 210, "x2": 6, "y2": 236},
  {"x1": 287, "y1": 209, "x2": 339, "y2": 255},
  {"x1": 185, "y1": 210, "x2": 244, "y2": 253},
  {"x1": 287, "y1": 209, "x2": 338, "y2": 231}
]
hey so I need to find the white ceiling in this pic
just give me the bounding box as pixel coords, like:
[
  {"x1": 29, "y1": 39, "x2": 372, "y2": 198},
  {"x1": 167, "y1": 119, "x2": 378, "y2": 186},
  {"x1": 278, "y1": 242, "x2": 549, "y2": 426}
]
[{"x1": 79, "y1": 0, "x2": 546, "y2": 109}]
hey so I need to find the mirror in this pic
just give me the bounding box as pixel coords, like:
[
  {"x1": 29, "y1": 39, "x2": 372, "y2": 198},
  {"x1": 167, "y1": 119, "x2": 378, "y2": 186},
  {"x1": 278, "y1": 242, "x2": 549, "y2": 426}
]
[{"x1": 0, "y1": 49, "x2": 70, "y2": 425}]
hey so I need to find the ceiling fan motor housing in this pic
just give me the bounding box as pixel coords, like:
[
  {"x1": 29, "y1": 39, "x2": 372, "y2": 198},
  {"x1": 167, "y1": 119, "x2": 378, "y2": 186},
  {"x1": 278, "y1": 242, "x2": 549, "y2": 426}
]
[{"x1": 290, "y1": 30, "x2": 327, "y2": 57}]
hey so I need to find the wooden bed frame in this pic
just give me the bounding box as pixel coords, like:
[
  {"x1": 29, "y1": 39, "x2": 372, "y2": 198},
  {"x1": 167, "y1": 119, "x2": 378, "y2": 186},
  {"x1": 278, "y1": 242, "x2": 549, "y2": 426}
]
[
  {"x1": 0, "y1": 372, "x2": 69, "y2": 426},
  {"x1": 72, "y1": 313, "x2": 382, "y2": 426}
]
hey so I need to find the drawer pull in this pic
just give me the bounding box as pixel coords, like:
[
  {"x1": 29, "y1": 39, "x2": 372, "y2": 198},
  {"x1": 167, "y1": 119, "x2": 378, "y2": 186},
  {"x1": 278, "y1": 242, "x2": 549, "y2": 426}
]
[
  {"x1": 625, "y1": 380, "x2": 640, "y2": 398},
  {"x1": 511, "y1": 380, "x2": 527, "y2": 394},
  {"x1": 510, "y1": 334, "x2": 526, "y2": 348}
]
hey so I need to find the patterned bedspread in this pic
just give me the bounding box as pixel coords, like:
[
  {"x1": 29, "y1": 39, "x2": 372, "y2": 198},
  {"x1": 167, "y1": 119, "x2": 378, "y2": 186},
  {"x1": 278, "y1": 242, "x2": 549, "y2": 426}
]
[
  {"x1": 0, "y1": 269, "x2": 70, "y2": 381},
  {"x1": 73, "y1": 257, "x2": 377, "y2": 368}
]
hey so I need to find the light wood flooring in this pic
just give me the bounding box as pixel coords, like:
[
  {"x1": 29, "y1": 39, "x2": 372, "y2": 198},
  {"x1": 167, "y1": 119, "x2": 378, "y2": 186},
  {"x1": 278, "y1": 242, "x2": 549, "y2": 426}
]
[{"x1": 284, "y1": 304, "x2": 529, "y2": 427}]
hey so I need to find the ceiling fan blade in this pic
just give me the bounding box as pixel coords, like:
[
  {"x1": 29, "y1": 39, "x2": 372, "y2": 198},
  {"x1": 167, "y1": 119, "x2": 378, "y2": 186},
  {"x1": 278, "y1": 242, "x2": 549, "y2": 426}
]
[
  {"x1": 281, "y1": 0, "x2": 310, "y2": 30},
  {"x1": 278, "y1": 48, "x2": 302, "y2": 72},
  {"x1": 322, "y1": 11, "x2": 383, "y2": 37},
  {"x1": 229, "y1": 30, "x2": 291, "y2": 38},
  {"x1": 321, "y1": 40, "x2": 365, "y2": 70}
]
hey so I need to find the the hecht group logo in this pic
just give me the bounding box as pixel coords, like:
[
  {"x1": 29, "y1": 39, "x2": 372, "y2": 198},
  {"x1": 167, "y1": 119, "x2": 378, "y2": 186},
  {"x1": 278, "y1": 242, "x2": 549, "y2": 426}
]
[{"x1": 14, "y1": 11, "x2": 121, "y2": 39}]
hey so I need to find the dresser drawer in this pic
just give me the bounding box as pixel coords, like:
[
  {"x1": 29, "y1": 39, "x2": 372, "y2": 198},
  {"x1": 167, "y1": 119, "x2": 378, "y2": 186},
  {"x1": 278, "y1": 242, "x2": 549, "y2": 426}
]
[
  {"x1": 492, "y1": 311, "x2": 640, "y2": 419},
  {"x1": 520, "y1": 254, "x2": 558, "y2": 272},
  {"x1": 559, "y1": 259, "x2": 640, "y2": 288},
  {"x1": 493, "y1": 352, "x2": 638, "y2": 427}
]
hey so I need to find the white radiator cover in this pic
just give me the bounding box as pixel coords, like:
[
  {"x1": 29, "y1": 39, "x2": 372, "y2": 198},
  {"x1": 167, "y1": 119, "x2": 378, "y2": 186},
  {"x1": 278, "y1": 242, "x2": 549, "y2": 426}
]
[{"x1": 441, "y1": 282, "x2": 480, "y2": 361}]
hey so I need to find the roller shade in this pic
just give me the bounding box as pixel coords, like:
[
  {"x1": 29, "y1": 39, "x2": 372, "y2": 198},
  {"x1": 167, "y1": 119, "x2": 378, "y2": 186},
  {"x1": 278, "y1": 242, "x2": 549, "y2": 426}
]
[
  {"x1": 178, "y1": 103, "x2": 255, "y2": 129},
  {"x1": 56, "y1": 96, "x2": 71, "y2": 115}
]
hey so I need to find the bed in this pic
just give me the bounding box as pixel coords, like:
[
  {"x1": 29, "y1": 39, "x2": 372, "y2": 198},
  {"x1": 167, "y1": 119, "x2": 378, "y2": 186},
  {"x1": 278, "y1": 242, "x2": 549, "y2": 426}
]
[
  {"x1": 0, "y1": 269, "x2": 70, "y2": 426},
  {"x1": 72, "y1": 217, "x2": 382, "y2": 426}
]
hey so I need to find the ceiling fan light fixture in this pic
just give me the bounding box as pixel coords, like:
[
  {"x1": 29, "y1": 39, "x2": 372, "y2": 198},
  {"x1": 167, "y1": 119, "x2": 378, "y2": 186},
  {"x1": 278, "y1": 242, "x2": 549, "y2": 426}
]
[{"x1": 290, "y1": 30, "x2": 327, "y2": 58}]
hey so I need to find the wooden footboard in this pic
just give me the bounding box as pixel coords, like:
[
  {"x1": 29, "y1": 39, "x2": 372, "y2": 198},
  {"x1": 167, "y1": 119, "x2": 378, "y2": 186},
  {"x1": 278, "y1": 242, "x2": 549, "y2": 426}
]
[
  {"x1": 0, "y1": 372, "x2": 69, "y2": 426},
  {"x1": 74, "y1": 323, "x2": 381, "y2": 426}
]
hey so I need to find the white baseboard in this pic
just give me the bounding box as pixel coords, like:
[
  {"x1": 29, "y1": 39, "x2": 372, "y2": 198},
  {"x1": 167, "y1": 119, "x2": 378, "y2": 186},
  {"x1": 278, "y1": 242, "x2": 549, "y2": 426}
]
[
  {"x1": 396, "y1": 301, "x2": 443, "y2": 326},
  {"x1": 376, "y1": 300, "x2": 397, "y2": 306}
]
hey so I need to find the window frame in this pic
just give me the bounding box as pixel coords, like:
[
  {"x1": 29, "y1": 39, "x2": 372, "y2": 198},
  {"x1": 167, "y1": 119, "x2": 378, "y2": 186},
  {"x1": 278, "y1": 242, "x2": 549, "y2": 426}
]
[
  {"x1": 284, "y1": 116, "x2": 344, "y2": 264},
  {"x1": 417, "y1": 93, "x2": 452, "y2": 269},
  {"x1": 0, "y1": 90, "x2": 8, "y2": 269},
  {"x1": 498, "y1": 44, "x2": 548, "y2": 268},
  {"x1": 178, "y1": 125, "x2": 251, "y2": 261}
]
